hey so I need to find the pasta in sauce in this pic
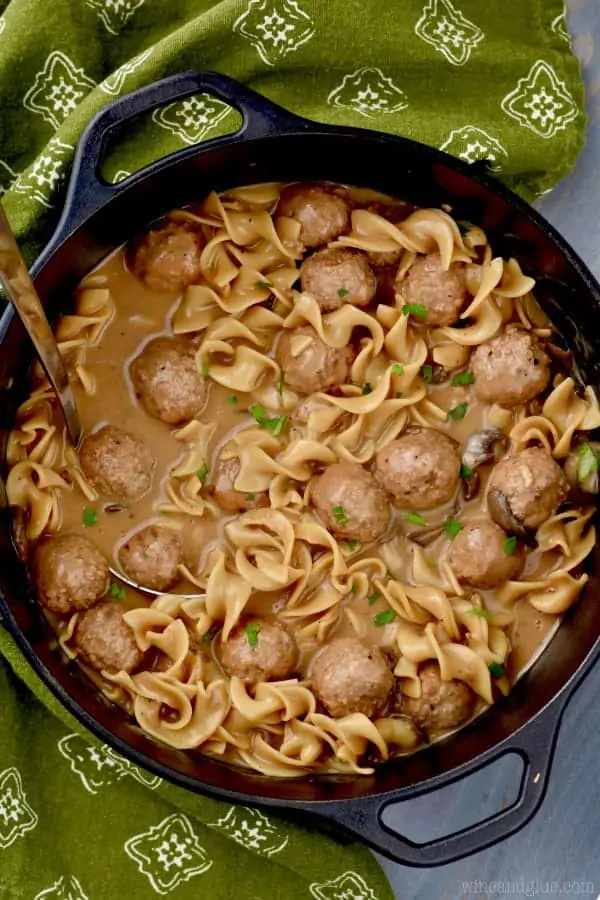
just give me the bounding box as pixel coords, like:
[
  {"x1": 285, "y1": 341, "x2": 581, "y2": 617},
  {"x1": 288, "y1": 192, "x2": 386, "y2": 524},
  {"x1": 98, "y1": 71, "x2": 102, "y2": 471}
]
[{"x1": 7, "y1": 181, "x2": 600, "y2": 777}]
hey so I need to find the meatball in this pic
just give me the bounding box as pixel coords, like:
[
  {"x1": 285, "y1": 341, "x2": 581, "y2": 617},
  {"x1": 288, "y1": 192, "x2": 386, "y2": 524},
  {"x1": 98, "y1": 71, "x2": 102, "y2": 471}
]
[
  {"x1": 74, "y1": 602, "x2": 145, "y2": 673},
  {"x1": 128, "y1": 220, "x2": 204, "y2": 292},
  {"x1": 33, "y1": 534, "x2": 108, "y2": 615},
  {"x1": 488, "y1": 446, "x2": 568, "y2": 530},
  {"x1": 277, "y1": 183, "x2": 351, "y2": 249},
  {"x1": 311, "y1": 461, "x2": 391, "y2": 542},
  {"x1": 219, "y1": 618, "x2": 298, "y2": 686},
  {"x1": 276, "y1": 326, "x2": 353, "y2": 394},
  {"x1": 130, "y1": 336, "x2": 208, "y2": 425},
  {"x1": 375, "y1": 427, "x2": 461, "y2": 510},
  {"x1": 401, "y1": 662, "x2": 475, "y2": 734},
  {"x1": 210, "y1": 457, "x2": 269, "y2": 514},
  {"x1": 471, "y1": 325, "x2": 551, "y2": 407},
  {"x1": 397, "y1": 252, "x2": 468, "y2": 326},
  {"x1": 79, "y1": 425, "x2": 154, "y2": 501},
  {"x1": 312, "y1": 637, "x2": 393, "y2": 718},
  {"x1": 448, "y1": 519, "x2": 524, "y2": 588},
  {"x1": 119, "y1": 525, "x2": 182, "y2": 592},
  {"x1": 300, "y1": 247, "x2": 376, "y2": 311}
]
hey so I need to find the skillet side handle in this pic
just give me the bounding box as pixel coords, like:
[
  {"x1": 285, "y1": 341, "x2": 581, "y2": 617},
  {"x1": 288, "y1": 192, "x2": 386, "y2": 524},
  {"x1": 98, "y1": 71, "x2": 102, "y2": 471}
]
[
  {"x1": 51, "y1": 71, "x2": 311, "y2": 245},
  {"x1": 315, "y1": 700, "x2": 565, "y2": 868}
]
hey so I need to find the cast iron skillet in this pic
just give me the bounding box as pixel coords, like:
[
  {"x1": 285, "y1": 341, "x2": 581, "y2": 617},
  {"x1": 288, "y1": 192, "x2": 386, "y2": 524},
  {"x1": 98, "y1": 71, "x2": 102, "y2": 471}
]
[{"x1": 1, "y1": 71, "x2": 600, "y2": 868}]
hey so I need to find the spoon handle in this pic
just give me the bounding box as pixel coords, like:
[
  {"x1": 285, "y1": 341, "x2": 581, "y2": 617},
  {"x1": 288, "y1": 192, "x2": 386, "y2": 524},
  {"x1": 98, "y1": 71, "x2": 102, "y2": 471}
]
[{"x1": 0, "y1": 203, "x2": 81, "y2": 445}]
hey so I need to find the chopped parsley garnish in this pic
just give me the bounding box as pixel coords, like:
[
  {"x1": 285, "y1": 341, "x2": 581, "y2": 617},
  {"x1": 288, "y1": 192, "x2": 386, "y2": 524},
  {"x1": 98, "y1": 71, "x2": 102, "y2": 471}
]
[
  {"x1": 576, "y1": 442, "x2": 600, "y2": 483},
  {"x1": 197, "y1": 462, "x2": 209, "y2": 483},
  {"x1": 460, "y1": 464, "x2": 473, "y2": 478},
  {"x1": 448, "y1": 401, "x2": 469, "y2": 420},
  {"x1": 373, "y1": 609, "x2": 396, "y2": 627},
  {"x1": 421, "y1": 365, "x2": 433, "y2": 383},
  {"x1": 245, "y1": 622, "x2": 261, "y2": 649},
  {"x1": 338, "y1": 287, "x2": 349, "y2": 298},
  {"x1": 391, "y1": 363, "x2": 404, "y2": 376},
  {"x1": 444, "y1": 518, "x2": 464, "y2": 539},
  {"x1": 347, "y1": 539, "x2": 360, "y2": 552},
  {"x1": 226, "y1": 395, "x2": 238, "y2": 406},
  {"x1": 249, "y1": 403, "x2": 288, "y2": 437},
  {"x1": 488, "y1": 661, "x2": 505, "y2": 679},
  {"x1": 245, "y1": 493, "x2": 256, "y2": 501},
  {"x1": 362, "y1": 382, "x2": 372, "y2": 395},
  {"x1": 108, "y1": 581, "x2": 126, "y2": 600},
  {"x1": 451, "y1": 371, "x2": 475, "y2": 386},
  {"x1": 402, "y1": 303, "x2": 428, "y2": 319},
  {"x1": 332, "y1": 505, "x2": 349, "y2": 526},
  {"x1": 367, "y1": 591, "x2": 380, "y2": 605},
  {"x1": 82, "y1": 506, "x2": 97, "y2": 527},
  {"x1": 201, "y1": 359, "x2": 210, "y2": 377},
  {"x1": 503, "y1": 536, "x2": 518, "y2": 556},
  {"x1": 458, "y1": 221, "x2": 477, "y2": 236},
  {"x1": 405, "y1": 512, "x2": 428, "y2": 527},
  {"x1": 277, "y1": 370, "x2": 285, "y2": 395},
  {"x1": 202, "y1": 624, "x2": 219, "y2": 644},
  {"x1": 256, "y1": 280, "x2": 273, "y2": 289},
  {"x1": 467, "y1": 607, "x2": 492, "y2": 621}
]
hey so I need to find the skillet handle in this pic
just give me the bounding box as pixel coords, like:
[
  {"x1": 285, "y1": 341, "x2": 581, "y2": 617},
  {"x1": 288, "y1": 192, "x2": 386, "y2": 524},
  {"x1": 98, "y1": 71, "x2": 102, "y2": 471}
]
[
  {"x1": 315, "y1": 699, "x2": 565, "y2": 867},
  {"x1": 52, "y1": 71, "x2": 310, "y2": 244}
]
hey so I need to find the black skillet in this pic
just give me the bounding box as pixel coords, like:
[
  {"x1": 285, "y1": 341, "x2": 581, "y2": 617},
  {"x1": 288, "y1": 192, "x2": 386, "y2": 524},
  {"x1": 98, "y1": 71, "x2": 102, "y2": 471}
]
[{"x1": 1, "y1": 71, "x2": 600, "y2": 868}]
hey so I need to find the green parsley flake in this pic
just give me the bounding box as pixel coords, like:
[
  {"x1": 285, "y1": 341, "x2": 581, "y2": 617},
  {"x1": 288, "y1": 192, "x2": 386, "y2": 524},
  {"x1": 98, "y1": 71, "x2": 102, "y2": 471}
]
[
  {"x1": 391, "y1": 363, "x2": 404, "y2": 376},
  {"x1": 460, "y1": 464, "x2": 473, "y2": 478},
  {"x1": 362, "y1": 382, "x2": 372, "y2": 395},
  {"x1": 249, "y1": 403, "x2": 288, "y2": 437},
  {"x1": 488, "y1": 661, "x2": 505, "y2": 679},
  {"x1": 337, "y1": 287, "x2": 349, "y2": 298},
  {"x1": 467, "y1": 607, "x2": 492, "y2": 621},
  {"x1": 402, "y1": 303, "x2": 428, "y2": 319},
  {"x1": 448, "y1": 401, "x2": 468, "y2": 420},
  {"x1": 444, "y1": 518, "x2": 464, "y2": 539},
  {"x1": 451, "y1": 371, "x2": 475, "y2": 386},
  {"x1": 576, "y1": 442, "x2": 600, "y2": 483},
  {"x1": 421, "y1": 365, "x2": 433, "y2": 384},
  {"x1": 277, "y1": 371, "x2": 285, "y2": 395},
  {"x1": 373, "y1": 609, "x2": 396, "y2": 627},
  {"x1": 245, "y1": 493, "x2": 256, "y2": 501},
  {"x1": 245, "y1": 622, "x2": 261, "y2": 649},
  {"x1": 404, "y1": 512, "x2": 427, "y2": 527},
  {"x1": 201, "y1": 359, "x2": 210, "y2": 377},
  {"x1": 82, "y1": 506, "x2": 98, "y2": 527},
  {"x1": 202, "y1": 624, "x2": 219, "y2": 644},
  {"x1": 504, "y1": 536, "x2": 517, "y2": 556},
  {"x1": 367, "y1": 591, "x2": 380, "y2": 605},
  {"x1": 256, "y1": 280, "x2": 273, "y2": 289},
  {"x1": 332, "y1": 505, "x2": 349, "y2": 526},
  {"x1": 197, "y1": 462, "x2": 209, "y2": 483},
  {"x1": 227, "y1": 395, "x2": 238, "y2": 406},
  {"x1": 108, "y1": 581, "x2": 126, "y2": 600},
  {"x1": 347, "y1": 539, "x2": 360, "y2": 552},
  {"x1": 458, "y1": 221, "x2": 477, "y2": 236}
]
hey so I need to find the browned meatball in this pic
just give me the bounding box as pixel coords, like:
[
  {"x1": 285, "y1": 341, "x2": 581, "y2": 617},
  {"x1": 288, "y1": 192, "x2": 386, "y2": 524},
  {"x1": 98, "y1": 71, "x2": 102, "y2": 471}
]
[
  {"x1": 312, "y1": 637, "x2": 393, "y2": 718},
  {"x1": 130, "y1": 337, "x2": 208, "y2": 425},
  {"x1": 79, "y1": 425, "x2": 154, "y2": 501},
  {"x1": 33, "y1": 534, "x2": 108, "y2": 615},
  {"x1": 401, "y1": 662, "x2": 475, "y2": 734},
  {"x1": 276, "y1": 326, "x2": 353, "y2": 394},
  {"x1": 311, "y1": 461, "x2": 391, "y2": 541},
  {"x1": 119, "y1": 525, "x2": 182, "y2": 592},
  {"x1": 277, "y1": 183, "x2": 351, "y2": 249},
  {"x1": 397, "y1": 253, "x2": 468, "y2": 326},
  {"x1": 364, "y1": 200, "x2": 409, "y2": 268},
  {"x1": 210, "y1": 457, "x2": 269, "y2": 514},
  {"x1": 448, "y1": 519, "x2": 524, "y2": 588},
  {"x1": 219, "y1": 618, "x2": 298, "y2": 686},
  {"x1": 300, "y1": 247, "x2": 376, "y2": 312},
  {"x1": 128, "y1": 220, "x2": 205, "y2": 292},
  {"x1": 74, "y1": 602, "x2": 145, "y2": 673},
  {"x1": 375, "y1": 427, "x2": 461, "y2": 510},
  {"x1": 471, "y1": 325, "x2": 551, "y2": 407},
  {"x1": 488, "y1": 446, "x2": 568, "y2": 530}
]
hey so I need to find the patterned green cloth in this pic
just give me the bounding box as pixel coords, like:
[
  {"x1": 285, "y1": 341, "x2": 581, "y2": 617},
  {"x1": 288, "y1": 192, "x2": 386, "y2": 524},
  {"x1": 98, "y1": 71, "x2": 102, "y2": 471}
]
[{"x1": 0, "y1": 0, "x2": 586, "y2": 897}]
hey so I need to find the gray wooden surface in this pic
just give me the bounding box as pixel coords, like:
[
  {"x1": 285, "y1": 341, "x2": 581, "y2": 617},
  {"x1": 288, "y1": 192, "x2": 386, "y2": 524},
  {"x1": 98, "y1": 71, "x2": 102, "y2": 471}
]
[{"x1": 378, "y1": 3, "x2": 600, "y2": 896}]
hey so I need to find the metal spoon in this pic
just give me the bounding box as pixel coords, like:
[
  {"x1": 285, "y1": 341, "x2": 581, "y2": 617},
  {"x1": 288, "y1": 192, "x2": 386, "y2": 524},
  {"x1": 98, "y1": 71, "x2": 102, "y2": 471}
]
[{"x1": 0, "y1": 204, "x2": 204, "y2": 601}]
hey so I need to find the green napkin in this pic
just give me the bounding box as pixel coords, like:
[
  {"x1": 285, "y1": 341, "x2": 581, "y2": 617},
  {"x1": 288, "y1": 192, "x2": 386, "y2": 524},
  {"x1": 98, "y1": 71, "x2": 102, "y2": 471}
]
[{"x1": 0, "y1": 0, "x2": 586, "y2": 896}]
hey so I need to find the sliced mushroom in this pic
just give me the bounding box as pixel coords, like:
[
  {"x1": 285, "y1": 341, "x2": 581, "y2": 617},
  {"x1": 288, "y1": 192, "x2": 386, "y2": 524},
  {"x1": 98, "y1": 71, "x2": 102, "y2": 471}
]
[
  {"x1": 462, "y1": 428, "x2": 507, "y2": 472},
  {"x1": 564, "y1": 441, "x2": 600, "y2": 495},
  {"x1": 461, "y1": 471, "x2": 480, "y2": 501},
  {"x1": 10, "y1": 506, "x2": 29, "y2": 563},
  {"x1": 487, "y1": 488, "x2": 530, "y2": 539}
]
